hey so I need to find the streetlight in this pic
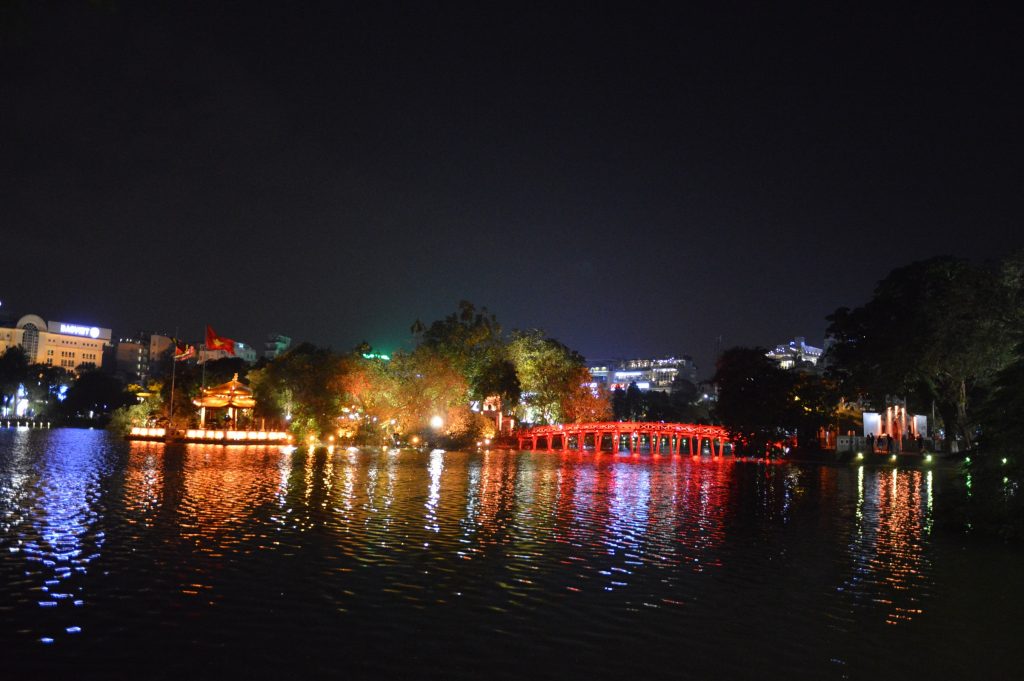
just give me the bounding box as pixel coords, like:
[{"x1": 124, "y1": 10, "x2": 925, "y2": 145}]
[{"x1": 429, "y1": 415, "x2": 444, "y2": 431}]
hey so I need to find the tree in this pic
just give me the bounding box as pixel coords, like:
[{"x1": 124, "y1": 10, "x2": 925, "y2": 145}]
[
  {"x1": 61, "y1": 369, "x2": 133, "y2": 419},
  {"x1": 398, "y1": 347, "x2": 473, "y2": 439},
  {"x1": 335, "y1": 351, "x2": 402, "y2": 433},
  {"x1": 249, "y1": 343, "x2": 342, "y2": 439},
  {"x1": 23, "y1": 364, "x2": 73, "y2": 419},
  {"x1": 826, "y1": 257, "x2": 1015, "y2": 451},
  {"x1": 108, "y1": 390, "x2": 164, "y2": 435},
  {"x1": 202, "y1": 356, "x2": 249, "y2": 384},
  {"x1": 472, "y1": 357, "x2": 521, "y2": 411},
  {"x1": 712, "y1": 347, "x2": 796, "y2": 455},
  {"x1": 158, "y1": 362, "x2": 203, "y2": 425},
  {"x1": 789, "y1": 373, "x2": 839, "y2": 450},
  {"x1": 508, "y1": 331, "x2": 587, "y2": 425},
  {"x1": 415, "y1": 300, "x2": 503, "y2": 397},
  {"x1": 561, "y1": 369, "x2": 612, "y2": 423},
  {"x1": 0, "y1": 346, "x2": 29, "y2": 415},
  {"x1": 625, "y1": 382, "x2": 644, "y2": 420},
  {"x1": 980, "y1": 341, "x2": 1024, "y2": 461}
]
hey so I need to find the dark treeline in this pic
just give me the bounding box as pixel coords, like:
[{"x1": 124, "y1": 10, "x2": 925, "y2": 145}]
[
  {"x1": 0, "y1": 347, "x2": 135, "y2": 425},
  {"x1": 711, "y1": 252, "x2": 1024, "y2": 537}
]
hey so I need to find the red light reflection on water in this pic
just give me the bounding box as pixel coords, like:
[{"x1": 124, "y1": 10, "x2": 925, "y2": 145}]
[{"x1": 839, "y1": 466, "x2": 932, "y2": 626}]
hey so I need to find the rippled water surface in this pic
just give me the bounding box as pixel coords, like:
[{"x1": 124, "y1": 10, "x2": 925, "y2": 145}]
[{"x1": 2, "y1": 429, "x2": 1021, "y2": 680}]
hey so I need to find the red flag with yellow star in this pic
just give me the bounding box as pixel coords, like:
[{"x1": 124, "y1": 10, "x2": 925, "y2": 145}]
[{"x1": 205, "y1": 325, "x2": 236, "y2": 356}]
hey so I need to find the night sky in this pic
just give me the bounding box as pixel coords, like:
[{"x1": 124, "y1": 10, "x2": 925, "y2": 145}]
[{"x1": 3, "y1": 2, "x2": 1022, "y2": 376}]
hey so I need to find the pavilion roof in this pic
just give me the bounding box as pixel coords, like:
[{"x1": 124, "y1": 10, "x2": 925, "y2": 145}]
[{"x1": 192, "y1": 373, "x2": 256, "y2": 409}]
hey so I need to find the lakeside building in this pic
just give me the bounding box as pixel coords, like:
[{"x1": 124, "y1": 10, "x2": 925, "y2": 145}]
[
  {"x1": 588, "y1": 356, "x2": 698, "y2": 393},
  {"x1": 766, "y1": 337, "x2": 824, "y2": 371},
  {"x1": 0, "y1": 313, "x2": 111, "y2": 371}
]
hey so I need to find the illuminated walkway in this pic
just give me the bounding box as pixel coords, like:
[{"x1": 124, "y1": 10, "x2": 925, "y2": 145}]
[{"x1": 516, "y1": 421, "x2": 732, "y2": 456}]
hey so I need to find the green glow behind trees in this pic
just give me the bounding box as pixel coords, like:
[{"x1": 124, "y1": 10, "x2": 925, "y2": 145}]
[{"x1": 250, "y1": 303, "x2": 605, "y2": 443}]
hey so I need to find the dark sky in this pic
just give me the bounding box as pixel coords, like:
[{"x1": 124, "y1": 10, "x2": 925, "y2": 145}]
[{"x1": 3, "y1": 1, "x2": 1022, "y2": 376}]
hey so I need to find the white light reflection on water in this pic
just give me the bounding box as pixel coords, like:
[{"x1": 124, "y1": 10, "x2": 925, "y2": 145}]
[
  {"x1": 602, "y1": 463, "x2": 650, "y2": 592},
  {"x1": 424, "y1": 449, "x2": 443, "y2": 534}
]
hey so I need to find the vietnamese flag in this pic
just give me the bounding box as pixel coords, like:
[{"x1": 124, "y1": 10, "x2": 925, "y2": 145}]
[{"x1": 205, "y1": 325, "x2": 236, "y2": 356}]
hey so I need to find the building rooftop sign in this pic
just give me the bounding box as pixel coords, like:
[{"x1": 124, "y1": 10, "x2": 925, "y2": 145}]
[{"x1": 48, "y1": 321, "x2": 112, "y2": 341}]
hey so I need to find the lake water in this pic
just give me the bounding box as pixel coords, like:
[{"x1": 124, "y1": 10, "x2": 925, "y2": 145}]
[{"x1": 1, "y1": 428, "x2": 1021, "y2": 680}]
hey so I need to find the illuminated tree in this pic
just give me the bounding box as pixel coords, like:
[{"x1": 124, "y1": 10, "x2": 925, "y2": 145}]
[
  {"x1": 336, "y1": 353, "x2": 397, "y2": 417},
  {"x1": 561, "y1": 368, "x2": 612, "y2": 423},
  {"x1": 414, "y1": 300, "x2": 503, "y2": 391},
  {"x1": 508, "y1": 330, "x2": 587, "y2": 425},
  {"x1": 397, "y1": 347, "x2": 473, "y2": 437}
]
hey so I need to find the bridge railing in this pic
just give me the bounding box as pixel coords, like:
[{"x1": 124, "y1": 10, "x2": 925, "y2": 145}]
[{"x1": 514, "y1": 421, "x2": 732, "y2": 456}]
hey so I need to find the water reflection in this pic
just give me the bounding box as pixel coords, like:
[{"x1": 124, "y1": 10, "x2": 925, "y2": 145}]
[
  {"x1": 1, "y1": 430, "x2": 110, "y2": 644},
  {"x1": 2, "y1": 431, "x2": 989, "y2": 678},
  {"x1": 840, "y1": 466, "x2": 933, "y2": 626}
]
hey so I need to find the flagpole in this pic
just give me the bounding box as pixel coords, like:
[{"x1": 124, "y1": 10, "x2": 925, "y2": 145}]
[{"x1": 169, "y1": 326, "x2": 178, "y2": 427}]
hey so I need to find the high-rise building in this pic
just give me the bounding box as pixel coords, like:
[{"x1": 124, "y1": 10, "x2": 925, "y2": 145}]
[
  {"x1": 113, "y1": 338, "x2": 150, "y2": 382},
  {"x1": 109, "y1": 333, "x2": 174, "y2": 383}
]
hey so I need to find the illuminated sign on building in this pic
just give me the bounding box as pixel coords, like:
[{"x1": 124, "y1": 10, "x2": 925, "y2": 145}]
[
  {"x1": 61, "y1": 324, "x2": 100, "y2": 338},
  {"x1": 48, "y1": 321, "x2": 112, "y2": 341}
]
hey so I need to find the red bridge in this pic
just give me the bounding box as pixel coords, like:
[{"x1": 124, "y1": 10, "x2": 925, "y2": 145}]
[{"x1": 516, "y1": 422, "x2": 733, "y2": 456}]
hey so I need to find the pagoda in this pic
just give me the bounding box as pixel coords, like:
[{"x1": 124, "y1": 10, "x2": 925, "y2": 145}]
[{"x1": 192, "y1": 373, "x2": 256, "y2": 428}]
